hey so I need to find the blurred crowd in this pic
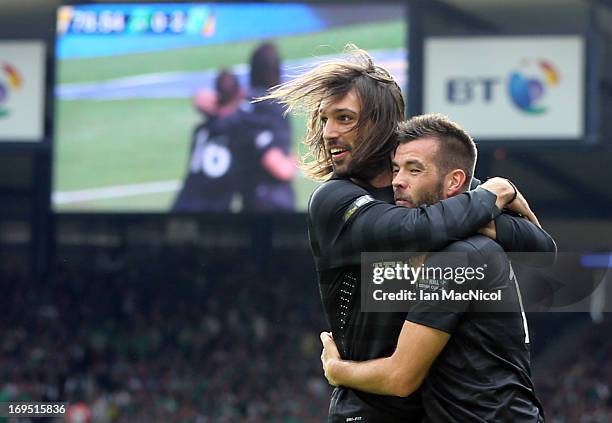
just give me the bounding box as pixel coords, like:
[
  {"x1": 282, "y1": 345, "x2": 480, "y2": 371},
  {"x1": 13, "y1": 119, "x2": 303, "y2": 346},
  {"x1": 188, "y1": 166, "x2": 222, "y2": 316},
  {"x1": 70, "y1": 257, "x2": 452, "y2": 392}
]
[
  {"x1": 536, "y1": 318, "x2": 612, "y2": 423},
  {"x1": 0, "y1": 247, "x2": 610, "y2": 422},
  {"x1": 0, "y1": 248, "x2": 329, "y2": 422}
]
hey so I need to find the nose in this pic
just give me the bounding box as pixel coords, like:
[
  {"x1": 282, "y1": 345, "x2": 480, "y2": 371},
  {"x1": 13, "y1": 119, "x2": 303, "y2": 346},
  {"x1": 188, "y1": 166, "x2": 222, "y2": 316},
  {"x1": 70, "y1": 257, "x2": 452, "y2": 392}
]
[
  {"x1": 323, "y1": 119, "x2": 340, "y2": 141},
  {"x1": 392, "y1": 171, "x2": 405, "y2": 190}
]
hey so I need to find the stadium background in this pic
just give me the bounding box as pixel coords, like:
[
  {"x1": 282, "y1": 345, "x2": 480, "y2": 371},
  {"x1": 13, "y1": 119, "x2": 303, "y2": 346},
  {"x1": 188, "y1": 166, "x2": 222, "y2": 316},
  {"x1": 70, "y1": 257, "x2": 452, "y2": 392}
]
[{"x1": 0, "y1": 0, "x2": 611, "y2": 422}]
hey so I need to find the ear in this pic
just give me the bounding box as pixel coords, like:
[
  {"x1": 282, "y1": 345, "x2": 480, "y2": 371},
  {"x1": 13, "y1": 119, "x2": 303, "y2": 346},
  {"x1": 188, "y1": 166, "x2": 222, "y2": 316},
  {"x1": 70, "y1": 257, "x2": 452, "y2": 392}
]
[{"x1": 445, "y1": 169, "x2": 467, "y2": 197}]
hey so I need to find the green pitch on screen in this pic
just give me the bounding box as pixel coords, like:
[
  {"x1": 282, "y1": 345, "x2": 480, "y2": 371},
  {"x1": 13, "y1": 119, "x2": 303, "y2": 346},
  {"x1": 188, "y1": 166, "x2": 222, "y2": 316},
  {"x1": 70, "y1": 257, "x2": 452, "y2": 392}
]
[{"x1": 54, "y1": 21, "x2": 405, "y2": 212}]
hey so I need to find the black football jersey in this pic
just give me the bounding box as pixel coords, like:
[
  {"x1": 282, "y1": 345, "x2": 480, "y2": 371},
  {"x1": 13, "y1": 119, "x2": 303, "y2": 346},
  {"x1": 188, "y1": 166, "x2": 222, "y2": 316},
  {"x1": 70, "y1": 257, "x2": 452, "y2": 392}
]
[
  {"x1": 406, "y1": 236, "x2": 544, "y2": 422},
  {"x1": 307, "y1": 176, "x2": 555, "y2": 422},
  {"x1": 173, "y1": 114, "x2": 248, "y2": 212}
]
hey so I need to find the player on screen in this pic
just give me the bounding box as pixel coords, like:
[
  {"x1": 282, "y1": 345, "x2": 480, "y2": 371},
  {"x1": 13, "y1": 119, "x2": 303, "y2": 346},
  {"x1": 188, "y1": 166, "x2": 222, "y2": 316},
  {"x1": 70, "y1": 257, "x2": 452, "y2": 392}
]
[
  {"x1": 193, "y1": 42, "x2": 297, "y2": 212},
  {"x1": 319, "y1": 114, "x2": 545, "y2": 423},
  {"x1": 242, "y1": 42, "x2": 296, "y2": 211},
  {"x1": 173, "y1": 70, "x2": 245, "y2": 212},
  {"x1": 263, "y1": 45, "x2": 556, "y2": 422}
]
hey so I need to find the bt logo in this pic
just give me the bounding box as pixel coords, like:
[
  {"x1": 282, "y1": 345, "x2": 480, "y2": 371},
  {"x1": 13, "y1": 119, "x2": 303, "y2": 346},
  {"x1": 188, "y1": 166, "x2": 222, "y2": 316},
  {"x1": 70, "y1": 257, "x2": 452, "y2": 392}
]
[
  {"x1": 0, "y1": 63, "x2": 22, "y2": 117},
  {"x1": 508, "y1": 59, "x2": 559, "y2": 114},
  {"x1": 446, "y1": 77, "x2": 501, "y2": 104},
  {"x1": 446, "y1": 59, "x2": 560, "y2": 114}
]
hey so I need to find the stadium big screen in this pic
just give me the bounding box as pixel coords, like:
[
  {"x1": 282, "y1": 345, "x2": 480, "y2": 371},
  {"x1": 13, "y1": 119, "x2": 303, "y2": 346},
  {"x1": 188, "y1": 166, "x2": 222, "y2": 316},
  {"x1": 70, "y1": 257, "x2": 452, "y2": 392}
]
[{"x1": 53, "y1": 2, "x2": 407, "y2": 212}]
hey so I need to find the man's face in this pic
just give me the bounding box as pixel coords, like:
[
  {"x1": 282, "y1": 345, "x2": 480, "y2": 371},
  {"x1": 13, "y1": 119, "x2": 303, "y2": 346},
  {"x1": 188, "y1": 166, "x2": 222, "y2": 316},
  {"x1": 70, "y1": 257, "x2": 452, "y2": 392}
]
[
  {"x1": 392, "y1": 137, "x2": 446, "y2": 208},
  {"x1": 319, "y1": 89, "x2": 361, "y2": 176}
]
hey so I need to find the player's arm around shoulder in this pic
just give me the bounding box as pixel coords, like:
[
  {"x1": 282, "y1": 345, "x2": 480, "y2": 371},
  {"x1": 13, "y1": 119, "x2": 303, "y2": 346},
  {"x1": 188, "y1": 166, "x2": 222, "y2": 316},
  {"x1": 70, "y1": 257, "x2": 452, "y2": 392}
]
[
  {"x1": 310, "y1": 179, "x2": 499, "y2": 255},
  {"x1": 492, "y1": 212, "x2": 557, "y2": 267}
]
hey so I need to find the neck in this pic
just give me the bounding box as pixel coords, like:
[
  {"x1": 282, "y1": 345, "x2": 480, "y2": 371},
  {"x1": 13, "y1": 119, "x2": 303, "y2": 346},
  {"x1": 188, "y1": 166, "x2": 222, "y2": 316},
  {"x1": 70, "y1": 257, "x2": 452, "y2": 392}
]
[{"x1": 351, "y1": 169, "x2": 392, "y2": 188}]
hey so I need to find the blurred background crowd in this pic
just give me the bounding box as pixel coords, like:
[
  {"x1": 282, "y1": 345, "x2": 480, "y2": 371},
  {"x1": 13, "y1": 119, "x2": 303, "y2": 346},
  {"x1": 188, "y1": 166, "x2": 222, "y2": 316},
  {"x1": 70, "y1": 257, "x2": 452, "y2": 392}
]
[{"x1": 0, "y1": 246, "x2": 611, "y2": 422}]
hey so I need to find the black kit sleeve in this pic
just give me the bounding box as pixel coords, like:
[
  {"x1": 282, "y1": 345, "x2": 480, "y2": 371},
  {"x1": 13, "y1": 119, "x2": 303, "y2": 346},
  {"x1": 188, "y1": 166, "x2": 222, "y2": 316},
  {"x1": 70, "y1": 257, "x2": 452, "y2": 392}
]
[
  {"x1": 307, "y1": 179, "x2": 501, "y2": 270},
  {"x1": 471, "y1": 177, "x2": 557, "y2": 264},
  {"x1": 495, "y1": 213, "x2": 557, "y2": 267}
]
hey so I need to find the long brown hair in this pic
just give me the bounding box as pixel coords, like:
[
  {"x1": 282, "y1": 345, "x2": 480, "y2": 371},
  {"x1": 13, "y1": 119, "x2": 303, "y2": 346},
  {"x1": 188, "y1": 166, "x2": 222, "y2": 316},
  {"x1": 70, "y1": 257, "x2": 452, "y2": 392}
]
[{"x1": 260, "y1": 45, "x2": 405, "y2": 181}]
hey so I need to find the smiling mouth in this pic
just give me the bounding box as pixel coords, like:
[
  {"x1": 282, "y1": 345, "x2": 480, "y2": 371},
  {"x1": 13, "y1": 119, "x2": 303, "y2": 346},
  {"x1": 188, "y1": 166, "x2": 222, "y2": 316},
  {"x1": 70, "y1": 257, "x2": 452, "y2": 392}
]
[{"x1": 330, "y1": 147, "x2": 348, "y2": 156}]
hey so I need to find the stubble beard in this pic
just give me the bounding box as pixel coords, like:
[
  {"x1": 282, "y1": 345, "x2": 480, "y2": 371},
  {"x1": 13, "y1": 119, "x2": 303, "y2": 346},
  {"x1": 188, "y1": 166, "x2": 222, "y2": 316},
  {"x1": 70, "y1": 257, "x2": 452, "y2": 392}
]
[{"x1": 406, "y1": 180, "x2": 446, "y2": 207}]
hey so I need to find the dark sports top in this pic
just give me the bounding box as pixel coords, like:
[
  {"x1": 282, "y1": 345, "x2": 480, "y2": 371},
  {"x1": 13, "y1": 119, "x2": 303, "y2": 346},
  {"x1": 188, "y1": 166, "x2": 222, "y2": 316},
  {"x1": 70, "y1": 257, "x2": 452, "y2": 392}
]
[
  {"x1": 239, "y1": 91, "x2": 293, "y2": 200},
  {"x1": 173, "y1": 116, "x2": 245, "y2": 212},
  {"x1": 307, "y1": 176, "x2": 555, "y2": 421},
  {"x1": 173, "y1": 94, "x2": 293, "y2": 212},
  {"x1": 407, "y1": 235, "x2": 544, "y2": 423}
]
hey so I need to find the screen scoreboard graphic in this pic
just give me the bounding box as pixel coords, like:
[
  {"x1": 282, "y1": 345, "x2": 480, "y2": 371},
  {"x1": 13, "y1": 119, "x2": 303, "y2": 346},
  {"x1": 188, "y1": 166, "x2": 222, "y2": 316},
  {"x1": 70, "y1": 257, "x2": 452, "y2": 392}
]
[{"x1": 57, "y1": 5, "x2": 216, "y2": 37}]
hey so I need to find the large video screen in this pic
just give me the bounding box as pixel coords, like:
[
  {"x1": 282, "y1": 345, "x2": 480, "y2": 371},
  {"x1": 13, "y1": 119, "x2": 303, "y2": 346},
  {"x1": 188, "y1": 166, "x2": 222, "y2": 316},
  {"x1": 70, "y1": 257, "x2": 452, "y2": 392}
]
[{"x1": 53, "y1": 2, "x2": 407, "y2": 212}]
